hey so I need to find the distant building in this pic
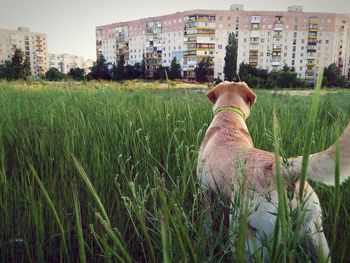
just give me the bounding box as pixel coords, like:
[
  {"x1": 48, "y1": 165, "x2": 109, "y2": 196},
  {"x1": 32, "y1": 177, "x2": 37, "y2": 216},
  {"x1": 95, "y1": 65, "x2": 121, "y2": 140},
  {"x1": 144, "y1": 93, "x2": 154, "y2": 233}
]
[
  {"x1": 48, "y1": 53, "x2": 94, "y2": 74},
  {"x1": 96, "y1": 5, "x2": 350, "y2": 84},
  {"x1": 0, "y1": 27, "x2": 49, "y2": 76}
]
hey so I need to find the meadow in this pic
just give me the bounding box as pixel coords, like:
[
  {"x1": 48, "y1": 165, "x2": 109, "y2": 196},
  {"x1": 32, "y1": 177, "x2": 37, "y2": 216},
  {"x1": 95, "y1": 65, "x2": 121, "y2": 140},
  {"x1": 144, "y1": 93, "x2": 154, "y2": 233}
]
[{"x1": 0, "y1": 80, "x2": 350, "y2": 262}]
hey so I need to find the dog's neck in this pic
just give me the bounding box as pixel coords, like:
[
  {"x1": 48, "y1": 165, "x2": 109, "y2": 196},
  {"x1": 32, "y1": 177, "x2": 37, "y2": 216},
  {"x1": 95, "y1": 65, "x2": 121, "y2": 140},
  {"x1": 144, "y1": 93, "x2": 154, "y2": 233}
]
[{"x1": 212, "y1": 107, "x2": 249, "y2": 131}]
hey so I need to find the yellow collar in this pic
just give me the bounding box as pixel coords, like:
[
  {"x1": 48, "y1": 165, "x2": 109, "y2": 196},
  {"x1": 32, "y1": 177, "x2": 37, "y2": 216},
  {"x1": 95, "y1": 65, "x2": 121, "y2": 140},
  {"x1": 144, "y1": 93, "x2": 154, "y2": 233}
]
[{"x1": 214, "y1": 106, "x2": 246, "y2": 119}]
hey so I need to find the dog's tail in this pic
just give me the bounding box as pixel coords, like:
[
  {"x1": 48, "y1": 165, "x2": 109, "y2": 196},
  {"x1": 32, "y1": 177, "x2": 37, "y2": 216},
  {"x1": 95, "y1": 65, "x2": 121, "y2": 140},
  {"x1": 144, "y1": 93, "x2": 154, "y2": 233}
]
[{"x1": 286, "y1": 123, "x2": 350, "y2": 186}]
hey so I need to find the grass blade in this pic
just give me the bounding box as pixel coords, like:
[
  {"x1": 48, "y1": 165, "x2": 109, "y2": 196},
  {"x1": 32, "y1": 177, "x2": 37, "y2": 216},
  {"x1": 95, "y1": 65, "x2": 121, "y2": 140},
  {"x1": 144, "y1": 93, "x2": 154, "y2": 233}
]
[
  {"x1": 299, "y1": 68, "x2": 323, "y2": 200},
  {"x1": 72, "y1": 186, "x2": 87, "y2": 263},
  {"x1": 30, "y1": 164, "x2": 69, "y2": 260}
]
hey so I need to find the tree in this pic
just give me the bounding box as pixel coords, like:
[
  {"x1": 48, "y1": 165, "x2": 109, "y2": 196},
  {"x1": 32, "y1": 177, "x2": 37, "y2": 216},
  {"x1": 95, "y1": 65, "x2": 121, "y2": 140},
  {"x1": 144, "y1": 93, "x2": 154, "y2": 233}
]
[
  {"x1": 68, "y1": 67, "x2": 85, "y2": 81},
  {"x1": 153, "y1": 66, "x2": 169, "y2": 80},
  {"x1": 133, "y1": 62, "x2": 143, "y2": 79},
  {"x1": 195, "y1": 57, "x2": 213, "y2": 83},
  {"x1": 124, "y1": 64, "x2": 134, "y2": 80},
  {"x1": 169, "y1": 57, "x2": 182, "y2": 80},
  {"x1": 239, "y1": 62, "x2": 269, "y2": 88},
  {"x1": 276, "y1": 70, "x2": 297, "y2": 88},
  {"x1": 113, "y1": 54, "x2": 125, "y2": 81},
  {"x1": 323, "y1": 63, "x2": 348, "y2": 88},
  {"x1": 22, "y1": 56, "x2": 31, "y2": 79},
  {"x1": 0, "y1": 49, "x2": 31, "y2": 80},
  {"x1": 12, "y1": 49, "x2": 25, "y2": 80},
  {"x1": 141, "y1": 54, "x2": 146, "y2": 79},
  {"x1": 88, "y1": 55, "x2": 111, "y2": 80},
  {"x1": 45, "y1": 67, "x2": 65, "y2": 81},
  {"x1": 223, "y1": 32, "x2": 238, "y2": 81},
  {"x1": 0, "y1": 61, "x2": 14, "y2": 80}
]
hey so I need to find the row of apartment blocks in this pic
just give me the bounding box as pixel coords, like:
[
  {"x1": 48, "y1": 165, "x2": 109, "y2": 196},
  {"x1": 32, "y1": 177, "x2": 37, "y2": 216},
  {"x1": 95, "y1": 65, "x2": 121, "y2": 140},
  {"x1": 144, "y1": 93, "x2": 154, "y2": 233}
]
[
  {"x1": 0, "y1": 27, "x2": 93, "y2": 76},
  {"x1": 48, "y1": 53, "x2": 94, "y2": 74},
  {"x1": 96, "y1": 5, "x2": 350, "y2": 84}
]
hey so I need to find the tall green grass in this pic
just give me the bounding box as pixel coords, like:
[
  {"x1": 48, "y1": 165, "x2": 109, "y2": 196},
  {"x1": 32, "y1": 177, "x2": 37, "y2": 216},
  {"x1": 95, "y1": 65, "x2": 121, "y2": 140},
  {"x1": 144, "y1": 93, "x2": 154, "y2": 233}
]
[{"x1": 0, "y1": 81, "x2": 350, "y2": 262}]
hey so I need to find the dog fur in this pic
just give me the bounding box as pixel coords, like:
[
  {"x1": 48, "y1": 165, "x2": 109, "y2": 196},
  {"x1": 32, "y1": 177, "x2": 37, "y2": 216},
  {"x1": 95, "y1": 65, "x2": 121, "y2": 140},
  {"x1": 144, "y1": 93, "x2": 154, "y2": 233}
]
[{"x1": 197, "y1": 81, "x2": 350, "y2": 261}]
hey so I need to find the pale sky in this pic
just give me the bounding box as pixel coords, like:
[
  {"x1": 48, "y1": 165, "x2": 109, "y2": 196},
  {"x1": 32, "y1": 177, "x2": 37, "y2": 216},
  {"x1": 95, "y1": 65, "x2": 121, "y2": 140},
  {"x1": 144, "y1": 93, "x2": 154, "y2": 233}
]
[{"x1": 0, "y1": 0, "x2": 349, "y2": 60}]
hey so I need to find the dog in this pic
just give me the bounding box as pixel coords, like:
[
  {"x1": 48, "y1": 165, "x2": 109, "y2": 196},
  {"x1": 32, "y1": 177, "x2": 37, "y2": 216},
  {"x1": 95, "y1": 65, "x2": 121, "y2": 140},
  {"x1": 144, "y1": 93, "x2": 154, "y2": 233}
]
[{"x1": 197, "y1": 81, "x2": 350, "y2": 261}]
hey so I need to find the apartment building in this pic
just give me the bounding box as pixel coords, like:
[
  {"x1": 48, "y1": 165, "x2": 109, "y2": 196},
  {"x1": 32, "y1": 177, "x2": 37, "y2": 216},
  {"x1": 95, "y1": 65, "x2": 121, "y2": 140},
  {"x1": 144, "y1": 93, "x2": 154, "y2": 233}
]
[
  {"x1": 48, "y1": 53, "x2": 94, "y2": 74},
  {"x1": 0, "y1": 27, "x2": 48, "y2": 76},
  {"x1": 96, "y1": 5, "x2": 350, "y2": 84}
]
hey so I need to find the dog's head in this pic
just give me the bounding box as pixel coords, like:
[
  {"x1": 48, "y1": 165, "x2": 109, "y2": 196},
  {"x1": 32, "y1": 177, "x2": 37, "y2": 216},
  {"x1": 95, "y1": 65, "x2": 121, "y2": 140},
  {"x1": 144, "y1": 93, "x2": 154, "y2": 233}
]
[{"x1": 207, "y1": 81, "x2": 256, "y2": 119}]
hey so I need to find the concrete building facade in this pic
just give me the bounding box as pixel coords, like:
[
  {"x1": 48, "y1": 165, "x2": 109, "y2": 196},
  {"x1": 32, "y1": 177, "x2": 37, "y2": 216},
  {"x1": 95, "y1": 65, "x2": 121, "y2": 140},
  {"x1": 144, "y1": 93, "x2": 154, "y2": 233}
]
[
  {"x1": 96, "y1": 5, "x2": 350, "y2": 84},
  {"x1": 0, "y1": 27, "x2": 48, "y2": 76},
  {"x1": 48, "y1": 53, "x2": 94, "y2": 74}
]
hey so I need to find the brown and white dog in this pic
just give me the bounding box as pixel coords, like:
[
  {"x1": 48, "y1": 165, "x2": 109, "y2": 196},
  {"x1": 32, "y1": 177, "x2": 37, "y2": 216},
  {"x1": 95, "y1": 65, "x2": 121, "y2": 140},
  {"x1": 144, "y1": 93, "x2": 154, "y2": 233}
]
[{"x1": 197, "y1": 81, "x2": 350, "y2": 261}]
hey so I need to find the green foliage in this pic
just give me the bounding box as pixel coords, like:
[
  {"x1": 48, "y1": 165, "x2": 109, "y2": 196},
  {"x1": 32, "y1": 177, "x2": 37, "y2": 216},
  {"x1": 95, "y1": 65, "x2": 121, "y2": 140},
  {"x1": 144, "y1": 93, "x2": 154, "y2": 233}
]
[
  {"x1": 154, "y1": 66, "x2": 170, "y2": 80},
  {"x1": 169, "y1": 57, "x2": 182, "y2": 80},
  {"x1": 0, "y1": 61, "x2": 14, "y2": 80},
  {"x1": 323, "y1": 63, "x2": 348, "y2": 88},
  {"x1": 276, "y1": 71, "x2": 298, "y2": 88},
  {"x1": 113, "y1": 54, "x2": 125, "y2": 81},
  {"x1": 132, "y1": 62, "x2": 143, "y2": 79},
  {"x1": 223, "y1": 32, "x2": 238, "y2": 81},
  {"x1": 68, "y1": 67, "x2": 85, "y2": 81},
  {"x1": 239, "y1": 62, "x2": 305, "y2": 89},
  {"x1": 141, "y1": 54, "x2": 146, "y2": 79},
  {"x1": 195, "y1": 57, "x2": 213, "y2": 83},
  {"x1": 243, "y1": 73, "x2": 261, "y2": 88},
  {"x1": 45, "y1": 67, "x2": 66, "y2": 81},
  {"x1": 0, "y1": 49, "x2": 31, "y2": 80},
  {"x1": 88, "y1": 55, "x2": 111, "y2": 80}
]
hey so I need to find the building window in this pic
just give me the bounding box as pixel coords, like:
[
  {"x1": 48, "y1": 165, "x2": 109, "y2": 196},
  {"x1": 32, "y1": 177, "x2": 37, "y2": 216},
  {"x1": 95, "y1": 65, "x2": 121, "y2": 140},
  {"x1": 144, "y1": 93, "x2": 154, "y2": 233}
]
[{"x1": 218, "y1": 45, "x2": 222, "y2": 49}]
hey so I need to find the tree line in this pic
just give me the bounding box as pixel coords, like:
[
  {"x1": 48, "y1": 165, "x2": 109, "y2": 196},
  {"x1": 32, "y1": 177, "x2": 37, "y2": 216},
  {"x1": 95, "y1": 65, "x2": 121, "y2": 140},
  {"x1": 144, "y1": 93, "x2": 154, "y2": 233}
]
[{"x1": 0, "y1": 41, "x2": 349, "y2": 88}]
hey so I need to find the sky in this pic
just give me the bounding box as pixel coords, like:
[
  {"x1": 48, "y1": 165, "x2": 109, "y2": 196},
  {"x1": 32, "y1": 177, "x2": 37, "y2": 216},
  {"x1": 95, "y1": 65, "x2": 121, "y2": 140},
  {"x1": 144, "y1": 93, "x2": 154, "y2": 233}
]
[{"x1": 0, "y1": 0, "x2": 349, "y2": 60}]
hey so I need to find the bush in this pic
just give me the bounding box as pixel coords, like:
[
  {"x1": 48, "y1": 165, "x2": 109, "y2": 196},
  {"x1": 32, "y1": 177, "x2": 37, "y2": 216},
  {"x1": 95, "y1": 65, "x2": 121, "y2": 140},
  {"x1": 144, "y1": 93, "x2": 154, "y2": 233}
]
[{"x1": 45, "y1": 67, "x2": 66, "y2": 81}]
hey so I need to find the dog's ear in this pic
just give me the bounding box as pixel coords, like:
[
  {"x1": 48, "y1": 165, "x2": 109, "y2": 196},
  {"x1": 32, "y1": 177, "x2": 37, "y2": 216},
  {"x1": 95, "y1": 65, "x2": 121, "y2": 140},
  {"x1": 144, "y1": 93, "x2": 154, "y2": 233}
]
[
  {"x1": 207, "y1": 89, "x2": 217, "y2": 104},
  {"x1": 246, "y1": 89, "x2": 256, "y2": 107},
  {"x1": 240, "y1": 82, "x2": 256, "y2": 107}
]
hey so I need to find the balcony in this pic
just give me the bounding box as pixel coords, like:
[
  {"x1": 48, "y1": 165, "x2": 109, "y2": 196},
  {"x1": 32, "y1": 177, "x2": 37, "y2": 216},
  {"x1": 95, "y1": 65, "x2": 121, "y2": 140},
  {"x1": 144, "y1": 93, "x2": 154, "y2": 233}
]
[
  {"x1": 307, "y1": 41, "x2": 317, "y2": 45},
  {"x1": 305, "y1": 75, "x2": 315, "y2": 80},
  {"x1": 250, "y1": 31, "x2": 260, "y2": 38},
  {"x1": 274, "y1": 24, "x2": 283, "y2": 31},
  {"x1": 251, "y1": 16, "x2": 261, "y2": 23},
  {"x1": 309, "y1": 27, "x2": 318, "y2": 32},
  {"x1": 307, "y1": 46, "x2": 316, "y2": 52},
  {"x1": 271, "y1": 60, "x2": 280, "y2": 66},
  {"x1": 308, "y1": 35, "x2": 317, "y2": 39}
]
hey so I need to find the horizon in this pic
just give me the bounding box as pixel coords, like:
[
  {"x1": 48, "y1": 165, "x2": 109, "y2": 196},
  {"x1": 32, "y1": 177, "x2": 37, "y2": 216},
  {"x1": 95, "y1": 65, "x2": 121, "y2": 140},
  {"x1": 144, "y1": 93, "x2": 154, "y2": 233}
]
[{"x1": 1, "y1": 0, "x2": 349, "y2": 60}]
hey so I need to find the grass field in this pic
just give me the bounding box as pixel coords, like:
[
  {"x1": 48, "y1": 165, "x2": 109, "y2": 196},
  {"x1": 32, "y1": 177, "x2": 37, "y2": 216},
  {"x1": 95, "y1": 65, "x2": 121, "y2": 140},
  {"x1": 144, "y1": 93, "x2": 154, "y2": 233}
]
[{"x1": 0, "y1": 80, "x2": 350, "y2": 262}]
